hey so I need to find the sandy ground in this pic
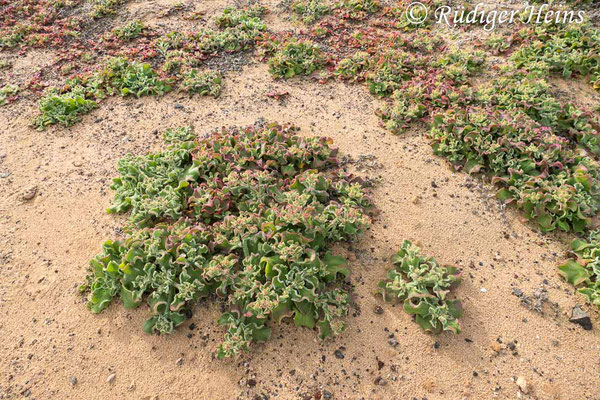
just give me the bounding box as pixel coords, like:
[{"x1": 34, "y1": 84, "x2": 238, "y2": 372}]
[{"x1": 1, "y1": 1, "x2": 600, "y2": 400}]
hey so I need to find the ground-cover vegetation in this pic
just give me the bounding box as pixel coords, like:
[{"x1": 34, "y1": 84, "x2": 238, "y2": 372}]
[
  {"x1": 5, "y1": 0, "x2": 600, "y2": 333},
  {"x1": 181, "y1": 69, "x2": 223, "y2": 97},
  {"x1": 292, "y1": 0, "x2": 331, "y2": 24},
  {"x1": 0, "y1": 0, "x2": 132, "y2": 52},
  {"x1": 262, "y1": 4, "x2": 600, "y2": 234},
  {"x1": 0, "y1": 0, "x2": 85, "y2": 51},
  {"x1": 34, "y1": 57, "x2": 172, "y2": 128},
  {"x1": 377, "y1": 241, "x2": 462, "y2": 334},
  {"x1": 112, "y1": 20, "x2": 145, "y2": 41},
  {"x1": 81, "y1": 123, "x2": 371, "y2": 358},
  {"x1": 91, "y1": 0, "x2": 126, "y2": 19},
  {"x1": 334, "y1": 0, "x2": 380, "y2": 20},
  {"x1": 267, "y1": 39, "x2": 326, "y2": 79},
  {"x1": 559, "y1": 230, "x2": 600, "y2": 309},
  {"x1": 0, "y1": 83, "x2": 19, "y2": 105},
  {"x1": 33, "y1": 6, "x2": 267, "y2": 127},
  {"x1": 512, "y1": 22, "x2": 600, "y2": 90},
  {"x1": 261, "y1": 2, "x2": 600, "y2": 312}
]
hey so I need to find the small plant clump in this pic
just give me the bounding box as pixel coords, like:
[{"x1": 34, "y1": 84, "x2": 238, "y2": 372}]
[
  {"x1": 92, "y1": 0, "x2": 127, "y2": 18},
  {"x1": 0, "y1": 84, "x2": 19, "y2": 106},
  {"x1": 215, "y1": 6, "x2": 267, "y2": 28},
  {"x1": 181, "y1": 70, "x2": 223, "y2": 97},
  {"x1": 35, "y1": 87, "x2": 99, "y2": 127},
  {"x1": 81, "y1": 123, "x2": 371, "y2": 358},
  {"x1": 292, "y1": 0, "x2": 331, "y2": 24},
  {"x1": 112, "y1": 20, "x2": 145, "y2": 41},
  {"x1": 558, "y1": 230, "x2": 600, "y2": 309},
  {"x1": 34, "y1": 57, "x2": 172, "y2": 128},
  {"x1": 334, "y1": 0, "x2": 380, "y2": 20},
  {"x1": 377, "y1": 240, "x2": 462, "y2": 334},
  {"x1": 267, "y1": 40, "x2": 326, "y2": 79}
]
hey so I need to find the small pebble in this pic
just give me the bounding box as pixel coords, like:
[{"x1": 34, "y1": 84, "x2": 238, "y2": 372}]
[
  {"x1": 516, "y1": 376, "x2": 529, "y2": 394},
  {"x1": 22, "y1": 186, "x2": 38, "y2": 201}
]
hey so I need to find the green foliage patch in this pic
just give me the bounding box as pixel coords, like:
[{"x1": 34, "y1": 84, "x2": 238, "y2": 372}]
[
  {"x1": 334, "y1": 0, "x2": 380, "y2": 20},
  {"x1": 181, "y1": 70, "x2": 223, "y2": 97},
  {"x1": 292, "y1": 0, "x2": 331, "y2": 24},
  {"x1": 215, "y1": 6, "x2": 267, "y2": 28},
  {"x1": 558, "y1": 229, "x2": 600, "y2": 308},
  {"x1": 34, "y1": 57, "x2": 171, "y2": 129},
  {"x1": 0, "y1": 84, "x2": 19, "y2": 106},
  {"x1": 268, "y1": 40, "x2": 326, "y2": 79},
  {"x1": 377, "y1": 240, "x2": 462, "y2": 334},
  {"x1": 512, "y1": 23, "x2": 600, "y2": 90},
  {"x1": 34, "y1": 87, "x2": 98, "y2": 128},
  {"x1": 92, "y1": 0, "x2": 126, "y2": 18},
  {"x1": 430, "y1": 106, "x2": 599, "y2": 233},
  {"x1": 82, "y1": 123, "x2": 371, "y2": 358},
  {"x1": 113, "y1": 20, "x2": 145, "y2": 41}
]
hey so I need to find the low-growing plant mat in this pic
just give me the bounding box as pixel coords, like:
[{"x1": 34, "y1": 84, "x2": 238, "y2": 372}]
[
  {"x1": 1, "y1": 61, "x2": 599, "y2": 399},
  {"x1": 1, "y1": 0, "x2": 600, "y2": 399},
  {"x1": 81, "y1": 122, "x2": 372, "y2": 358}
]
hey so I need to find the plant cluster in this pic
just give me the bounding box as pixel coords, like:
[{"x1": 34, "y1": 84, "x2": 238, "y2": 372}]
[
  {"x1": 430, "y1": 105, "x2": 599, "y2": 233},
  {"x1": 215, "y1": 6, "x2": 267, "y2": 28},
  {"x1": 334, "y1": 0, "x2": 380, "y2": 20},
  {"x1": 34, "y1": 6, "x2": 268, "y2": 128},
  {"x1": 292, "y1": 0, "x2": 331, "y2": 24},
  {"x1": 181, "y1": 69, "x2": 223, "y2": 97},
  {"x1": 558, "y1": 229, "x2": 600, "y2": 308},
  {"x1": 155, "y1": 8, "x2": 266, "y2": 60},
  {"x1": 0, "y1": 0, "x2": 84, "y2": 50},
  {"x1": 81, "y1": 123, "x2": 371, "y2": 358},
  {"x1": 112, "y1": 20, "x2": 145, "y2": 41},
  {"x1": 377, "y1": 240, "x2": 462, "y2": 334},
  {"x1": 267, "y1": 39, "x2": 326, "y2": 79},
  {"x1": 0, "y1": 84, "x2": 19, "y2": 106},
  {"x1": 512, "y1": 23, "x2": 600, "y2": 90},
  {"x1": 34, "y1": 57, "x2": 171, "y2": 128},
  {"x1": 474, "y1": 66, "x2": 600, "y2": 155},
  {"x1": 91, "y1": 0, "x2": 127, "y2": 19}
]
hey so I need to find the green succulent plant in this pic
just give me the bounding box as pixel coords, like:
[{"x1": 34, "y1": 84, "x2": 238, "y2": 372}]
[
  {"x1": 268, "y1": 40, "x2": 325, "y2": 79},
  {"x1": 558, "y1": 230, "x2": 600, "y2": 309},
  {"x1": 334, "y1": 0, "x2": 379, "y2": 19},
  {"x1": 181, "y1": 70, "x2": 223, "y2": 97},
  {"x1": 430, "y1": 107, "x2": 600, "y2": 233},
  {"x1": 82, "y1": 123, "x2": 371, "y2": 358},
  {"x1": 113, "y1": 20, "x2": 145, "y2": 41},
  {"x1": 377, "y1": 240, "x2": 462, "y2": 334},
  {"x1": 0, "y1": 84, "x2": 19, "y2": 106},
  {"x1": 292, "y1": 0, "x2": 331, "y2": 24},
  {"x1": 34, "y1": 87, "x2": 98, "y2": 128}
]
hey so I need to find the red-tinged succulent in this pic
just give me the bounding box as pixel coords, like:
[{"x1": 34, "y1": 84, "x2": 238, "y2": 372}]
[{"x1": 81, "y1": 123, "x2": 372, "y2": 358}]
